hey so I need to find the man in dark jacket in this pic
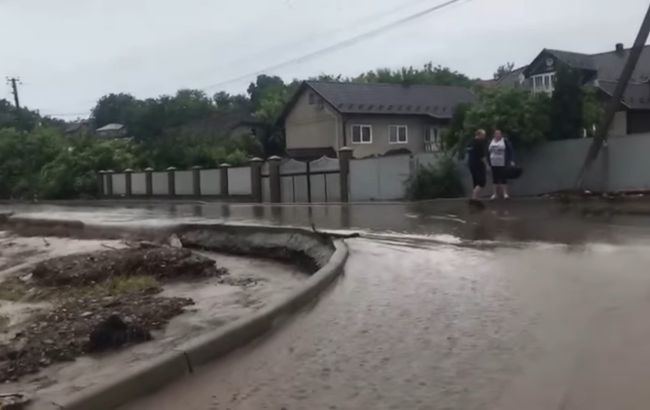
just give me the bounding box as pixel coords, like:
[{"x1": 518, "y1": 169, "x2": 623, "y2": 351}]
[{"x1": 467, "y1": 129, "x2": 488, "y2": 200}]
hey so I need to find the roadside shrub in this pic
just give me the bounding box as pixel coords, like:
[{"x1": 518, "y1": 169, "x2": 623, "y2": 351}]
[{"x1": 405, "y1": 156, "x2": 464, "y2": 200}]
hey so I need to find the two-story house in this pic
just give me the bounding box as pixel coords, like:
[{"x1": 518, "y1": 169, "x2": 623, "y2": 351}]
[
  {"x1": 279, "y1": 81, "x2": 476, "y2": 159},
  {"x1": 498, "y1": 43, "x2": 650, "y2": 135}
]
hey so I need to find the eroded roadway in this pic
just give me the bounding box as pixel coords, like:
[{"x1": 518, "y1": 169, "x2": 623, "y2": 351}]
[{"x1": 6, "y1": 201, "x2": 650, "y2": 410}]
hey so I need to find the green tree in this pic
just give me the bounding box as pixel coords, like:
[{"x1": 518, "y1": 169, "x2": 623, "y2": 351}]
[
  {"x1": 550, "y1": 67, "x2": 584, "y2": 140},
  {"x1": 462, "y1": 87, "x2": 551, "y2": 148},
  {"x1": 0, "y1": 128, "x2": 63, "y2": 198},
  {"x1": 353, "y1": 63, "x2": 473, "y2": 87},
  {"x1": 493, "y1": 62, "x2": 515, "y2": 80},
  {"x1": 0, "y1": 99, "x2": 42, "y2": 132},
  {"x1": 213, "y1": 92, "x2": 251, "y2": 112},
  {"x1": 582, "y1": 87, "x2": 605, "y2": 138},
  {"x1": 90, "y1": 93, "x2": 141, "y2": 129}
]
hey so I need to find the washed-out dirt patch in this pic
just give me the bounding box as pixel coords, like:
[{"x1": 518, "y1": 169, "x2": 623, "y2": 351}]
[
  {"x1": 0, "y1": 244, "x2": 225, "y2": 383},
  {"x1": 0, "y1": 231, "x2": 310, "y2": 408}
]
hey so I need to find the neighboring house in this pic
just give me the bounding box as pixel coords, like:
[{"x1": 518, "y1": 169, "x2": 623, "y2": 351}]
[
  {"x1": 174, "y1": 111, "x2": 266, "y2": 141},
  {"x1": 95, "y1": 123, "x2": 128, "y2": 138},
  {"x1": 64, "y1": 120, "x2": 92, "y2": 135},
  {"x1": 499, "y1": 43, "x2": 650, "y2": 136},
  {"x1": 279, "y1": 81, "x2": 476, "y2": 159}
]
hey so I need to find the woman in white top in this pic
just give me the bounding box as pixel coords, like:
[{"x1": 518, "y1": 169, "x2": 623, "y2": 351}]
[{"x1": 488, "y1": 129, "x2": 514, "y2": 199}]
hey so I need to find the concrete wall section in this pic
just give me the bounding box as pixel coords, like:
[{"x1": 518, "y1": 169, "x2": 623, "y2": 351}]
[
  {"x1": 228, "y1": 167, "x2": 252, "y2": 195},
  {"x1": 350, "y1": 155, "x2": 412, "y2": 201},
  {"x1": 103, "y1": 174, "x2": 110, "y2": 195},
  {"x1": 261, "y1": 176, "x2": 271, "y2": 202},
  {"x1": 200, "y1": 169, "x2": 221, "y2": 196},
  {"x1": 152, "y1": 172, "x2": 169, "y2": 195},
  {"x1": 175, "y1": 170, "x2": 194, "y2": 196},
  {"x1": 605, "y1": 133, "x2": 650, "y2": 192},
  {"x1": 508, "y1": 138, "x2": 592, "y2": 196},
  {"x1": 131, "y1": 173, "x2": 147, "y2": 195},
  {"x1": 112, "y1": 174, "x2": 126, "y2": 196}
]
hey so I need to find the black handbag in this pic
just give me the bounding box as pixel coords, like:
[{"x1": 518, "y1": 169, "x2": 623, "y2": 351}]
[{"x1": 506, "y1": 165, "x2": 523, "y2": 179}]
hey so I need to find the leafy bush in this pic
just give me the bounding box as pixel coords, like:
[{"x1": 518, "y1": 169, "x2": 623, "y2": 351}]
[{"x1": 405, "y1": 157, "x2": 465, "y2": 200}]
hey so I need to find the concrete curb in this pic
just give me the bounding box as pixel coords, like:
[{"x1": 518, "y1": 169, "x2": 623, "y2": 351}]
[{"x1": 3, "y1": 216, "x2": 349, "y2": 410}]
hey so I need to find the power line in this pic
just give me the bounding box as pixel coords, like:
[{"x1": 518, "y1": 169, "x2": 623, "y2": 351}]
[
  {"x1": 202, "y1": 0, "x2": 471, "y2": 90},
  {"x1": 193, "y1": 0, "x2": 445, "y2": 79}
]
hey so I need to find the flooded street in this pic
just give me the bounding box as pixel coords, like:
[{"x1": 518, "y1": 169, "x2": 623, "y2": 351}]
[
  {"x1": 122, "y1": 235, "x2": 650, "y2": 410},
  {"x1": 5, "y1": 201, "x2": 650, "y2": 409}
]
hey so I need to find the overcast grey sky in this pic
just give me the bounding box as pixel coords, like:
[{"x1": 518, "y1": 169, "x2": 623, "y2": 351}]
[{"x1": 0, "y1": 0, "x2": 648, "y2": 118}]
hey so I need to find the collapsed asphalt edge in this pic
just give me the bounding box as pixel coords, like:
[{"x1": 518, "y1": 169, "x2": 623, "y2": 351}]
[{"x1": 0, "y1": 216, "x2": 349, "y2": 410}]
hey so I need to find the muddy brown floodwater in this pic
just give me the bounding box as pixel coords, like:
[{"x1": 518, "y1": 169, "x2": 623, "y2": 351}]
[
  {"x1": 123, "y1": 237, "x2": 650, "y2": 410},
  {"x1": 6, "y1": 201, "x2": 650, "y2": 409}
]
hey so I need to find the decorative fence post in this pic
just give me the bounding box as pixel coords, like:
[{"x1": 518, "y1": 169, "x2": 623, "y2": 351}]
[
  {"x1": 145, "y1": 167, "x2": 154, "y2": 197},
  {"x1": 338, "y1": 147, "x2": 353, "y2": 203},
  {"x1": 250, "y1": 157, "x2": 263, "y2": 203},
  {"x1": 106, "y1": 170, "x2": 114, "y2": 197},
  {"x1": 167, "y1": 166, "x2": 176, "y2": 197},
  {"x1": 268, "y1": 156, "x2": 282, "y2": 203},
  {"x1": 97, "y1": 171, "x2": 105, "y2": 197},
  {"x1": 220, "y1": 163, "x2": 230, "y2": 197},
  {"x1": 124, "y1": 168, "x2": 133, "y2": 197},
  {"x1": 192, "y1": 166, "x2": 202, "y2": 197}
]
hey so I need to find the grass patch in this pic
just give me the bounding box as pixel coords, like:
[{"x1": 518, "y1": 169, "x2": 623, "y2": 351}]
[
  {"x1": 93, "y1": 275, "x2": 161, "y2": 297},
  {"x1": 0, "y1": 278, "x2": 31, "y2": 302},
  {"x1": 0, "y1": 275, "x2": 162, "y2": 303}
]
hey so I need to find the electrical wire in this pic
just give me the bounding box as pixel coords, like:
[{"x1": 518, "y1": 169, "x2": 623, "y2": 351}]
[{"x1": 202, "y1": 0, "x2": 472, "y2": 90}]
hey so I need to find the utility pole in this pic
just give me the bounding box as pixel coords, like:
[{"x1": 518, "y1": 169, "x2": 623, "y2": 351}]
[
  {"x1": 575, "y1": 3, "x2": 650, "y2": 189},
  {"x1": 5, "y1": 77, "x2": 21, "y2": 109}
]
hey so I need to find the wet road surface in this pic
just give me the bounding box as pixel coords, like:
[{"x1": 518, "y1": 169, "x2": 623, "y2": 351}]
[
  {"x1": 121, "y1": 236, "x2": 650, "y2": 410},
  {"x1": 5, "y1": 201, "x2": 650, "y2": 409}
]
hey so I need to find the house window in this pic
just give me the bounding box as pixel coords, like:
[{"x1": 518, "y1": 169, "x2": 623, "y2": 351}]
[
  {"x1": 425, "y1": 127, "x2": 441, "y2": 151},
  {"x1": 389, "y1": 125, "x2": 408, "y2": 144},
  {"x1": 308, "y1": 93, "x2": 316, "y2": 105},
  {"x1": 351, "y1": 124, "x2": 372, "y2": 144},
  {"x1": 532, "y1": 72, "x2": 556, "y2": 93}
]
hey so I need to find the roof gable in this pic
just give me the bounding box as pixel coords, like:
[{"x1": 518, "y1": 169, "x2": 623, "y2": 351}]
[{"x1": 523, "y1": 45, "x2": 650, "y2": 83}]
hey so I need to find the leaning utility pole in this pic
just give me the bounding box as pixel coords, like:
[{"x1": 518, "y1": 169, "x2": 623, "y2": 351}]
[
  {"x1": 5, "y1": 77, "x2": 21, "y2": 109},
  {"x1": 575, "y1": 3, "x2": 650, "y2": 189}
]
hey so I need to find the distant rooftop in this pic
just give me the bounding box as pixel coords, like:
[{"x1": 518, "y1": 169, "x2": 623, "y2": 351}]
[{"x1": 96, "y1": 123, "x2": 126, "y2": 132}]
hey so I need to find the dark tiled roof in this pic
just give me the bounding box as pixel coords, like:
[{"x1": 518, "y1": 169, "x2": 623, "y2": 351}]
[
  {"x1": 496, "y1": 66, "x2": 528, "y2": 87},
  {"x1": 307, "y1": 81, "x2": 475, "y2": 119},
  {"x1": 598, "y1": 80, "x2": 650, "y2": 110},
  {"x1": 529, "y1": 45, "x2": 650, "y2": 83},
  {"x1": 590, "y1": 45, "x2": 650, "y2": 82},
  {"x1": 545, "y1": 49, "x2": 597, "y2": 71}
]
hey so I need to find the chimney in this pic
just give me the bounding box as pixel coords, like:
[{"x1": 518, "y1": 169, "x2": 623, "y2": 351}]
[{"x1": 615, "y1": 43, "x2": 625, "y2": 55}]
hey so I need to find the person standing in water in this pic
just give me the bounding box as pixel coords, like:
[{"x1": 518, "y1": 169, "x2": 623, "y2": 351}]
[
  {"x1": 488, "y1": 129, "x2": 515, "y2": 199},
  {"x1": 467, "y1": 129, "x2": 488, "y2": 200}
]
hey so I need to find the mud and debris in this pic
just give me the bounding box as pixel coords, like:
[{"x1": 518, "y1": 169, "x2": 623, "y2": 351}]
[
  {"x1": 0, "y1": 229, "x2": 308, "y2": 403},
  {"x1": 0, "y1": 245, "x2": 225, "y2": 382},
  {"x1": 32, "y1": 246, "x2": 225, "y2": 287},
  {"x1": 0, "y1": 392, "x2": 30, "y2": 410},
  {"x1": 0, "y1": 293, "x2": 193, "y2": 382}
]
